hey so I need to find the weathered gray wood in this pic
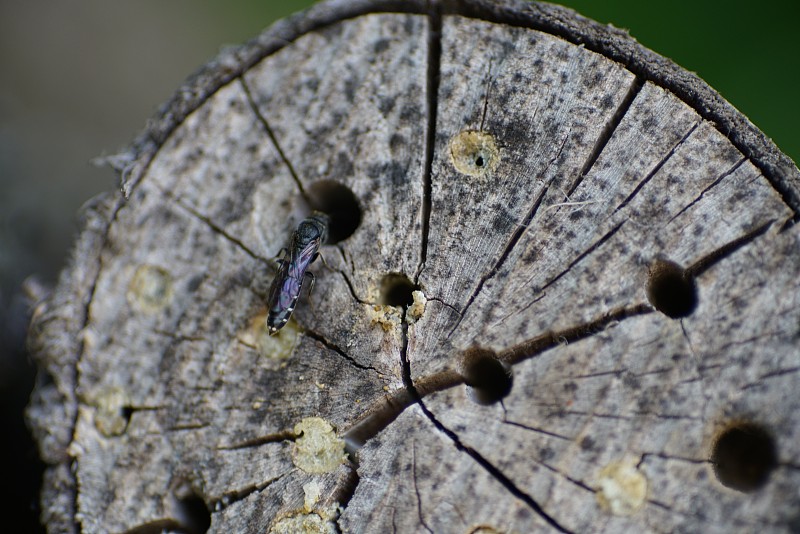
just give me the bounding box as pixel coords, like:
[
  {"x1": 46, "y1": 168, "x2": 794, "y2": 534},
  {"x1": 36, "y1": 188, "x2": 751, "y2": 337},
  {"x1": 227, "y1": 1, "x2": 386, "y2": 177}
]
[{"x1": 26, "y1": 1, "x2": 800, "y2": 533}]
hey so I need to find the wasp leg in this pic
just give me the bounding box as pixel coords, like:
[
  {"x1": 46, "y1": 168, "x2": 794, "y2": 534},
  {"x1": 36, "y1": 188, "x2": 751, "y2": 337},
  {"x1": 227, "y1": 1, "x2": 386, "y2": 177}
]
[
  {"x1": 303, "y1": 271, "x2": 319, "y2": 318},
  {"x1": 312, "y1": 252, "x2": 330, "y2": 269},
  {"x1": 304, "y1": 271, "x2": 316, "y2": 295},
  {"x1": 269, "y1": 248, "x2": 289, "y2": 272}
]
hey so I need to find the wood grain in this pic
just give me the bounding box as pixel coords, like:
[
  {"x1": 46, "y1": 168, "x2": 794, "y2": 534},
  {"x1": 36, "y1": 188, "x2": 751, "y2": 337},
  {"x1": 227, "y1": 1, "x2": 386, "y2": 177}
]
[{"x1": 27, "y1": 1, "x2": 800, "y2": 532}]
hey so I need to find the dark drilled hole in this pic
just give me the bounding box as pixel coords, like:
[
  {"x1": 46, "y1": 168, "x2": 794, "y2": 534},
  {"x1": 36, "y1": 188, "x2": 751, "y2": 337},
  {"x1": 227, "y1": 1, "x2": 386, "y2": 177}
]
[
  {"x1": 461, "y1": 348, "x2": 513, "y2": 405},
  {"x1": 711, "y1": 423, "x2": 777, "y2": 492},
  {"x1": 475, "y1": 155, "x2": 485, "y2": 167},
  {"x1": 380, "y1": 273, "x2": 417, "y2": 307},
  {"x1": 122, "y1": 405, "x2": 134, "y2": 426},
  {"x1": 646, "y1": 259, "x2": 697, "y2": 318},
  {"x1": 175, "y1": 491, "x2": 211, "y2": 534},
  {"x1": 306, "y1": 180, "x2": 361, "y2": 243}
]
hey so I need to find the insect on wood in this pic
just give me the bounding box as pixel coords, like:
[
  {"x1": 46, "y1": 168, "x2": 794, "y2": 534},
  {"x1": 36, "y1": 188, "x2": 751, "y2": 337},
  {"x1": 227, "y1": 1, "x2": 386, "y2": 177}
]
[{"x1": 267, "y1": 212, "x2": 329, "y2": 335}]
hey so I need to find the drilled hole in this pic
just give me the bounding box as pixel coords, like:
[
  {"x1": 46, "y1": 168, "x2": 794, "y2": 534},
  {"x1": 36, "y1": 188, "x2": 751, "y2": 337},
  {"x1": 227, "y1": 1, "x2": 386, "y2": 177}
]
[
  {"x1": 175, "y1": 491, "x2": 211, "y2": 534},
  {"x1": 305, "y1": 180, "x2": 361, "y2": 243},
  {"x1": 460, "y1": 348, "x2": 513, "y2": 405},
  {"x1": 646, "y1": 259, "x2": 697, "y2": 318},
  {"x1": 711, "y1": 422, "x2": 777, "y2": 492},
  {"x1": 380, "y1": 273, "x2": 418, "y2": 307}
]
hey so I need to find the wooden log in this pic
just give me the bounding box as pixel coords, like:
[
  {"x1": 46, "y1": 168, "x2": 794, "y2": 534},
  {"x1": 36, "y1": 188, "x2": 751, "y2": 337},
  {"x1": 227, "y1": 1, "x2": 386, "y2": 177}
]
[{"x1": 26, "y1": 0, "x2": 800, "y2": 532}]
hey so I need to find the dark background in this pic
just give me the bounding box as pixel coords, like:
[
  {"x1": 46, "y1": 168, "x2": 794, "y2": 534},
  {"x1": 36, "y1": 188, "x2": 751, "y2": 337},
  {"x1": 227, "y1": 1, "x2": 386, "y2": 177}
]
[{"x1": 1, "y1": 1, "x2": 797, "y2": 531}]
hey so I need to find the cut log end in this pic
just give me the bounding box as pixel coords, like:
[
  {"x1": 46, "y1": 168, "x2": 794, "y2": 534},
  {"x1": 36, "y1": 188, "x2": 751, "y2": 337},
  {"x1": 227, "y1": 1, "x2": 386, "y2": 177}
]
[{"x1": 26, "y1": 0, "x2": 800, "y2": 533}]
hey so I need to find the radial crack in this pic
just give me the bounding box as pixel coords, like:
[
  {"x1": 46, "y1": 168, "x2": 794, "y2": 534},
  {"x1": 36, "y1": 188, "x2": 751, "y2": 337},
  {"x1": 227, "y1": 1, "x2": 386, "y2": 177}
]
[
  {"x1": 216, "y1": 429, "x2": 297, "y2": 451},
  {"x1": 159, "y1": 189, "x2": 265, "y2": 263},
  {"x1": 447, "y1": 177, "x2": 551, "y2": 338},
  {"x1": 566, "y1": 75, "x2": 644, "y2": 197},
  {"x1": 688, "y1": 219, "x2": 774, "y2": 277},
  {"x1": 500, "y1": 303, "x2": 652, "y2": 365},
  {"x1": 537, "y1": 460, "x2": 596, "y2": 493},
  {"x1": 416, "y1": 398, "x2": 573, "y2": 533},
  {"x1": 503, "y1": 419, "x2": 574, "y2": 441},
  {"x1": 304, "y1": 329, "x2": 380, "y2": 374},
  {"x1": 239, "y1": 77, "x2": 309, "y2": 202},
  {"x1": 412, "y1": 441, "x2": 435, "y2": 534},
  {"x1": 208, "y1": 471, "x2": 290, "y2": 513},
  {"x1": 615, "y1": 121, "x2": 700, "y2": 212},
  {"x1": 537, "y1": 219, "x2": 626, "y2": 294},
  {"x1": 335, "y1": 269, "x2": 369, "y2": 305},
  {"x1": 638, "y1": 452, "x2": 708, "y2": 466},
  {"x1": 416, "y1": 1, "x2": 442, "y2": 279},
  {"x1": 332, "y1": 465, "x2": 361, "y2": 520},
  {"x1": 667, "y1": 155, "x2": 747, "y2": 224}
]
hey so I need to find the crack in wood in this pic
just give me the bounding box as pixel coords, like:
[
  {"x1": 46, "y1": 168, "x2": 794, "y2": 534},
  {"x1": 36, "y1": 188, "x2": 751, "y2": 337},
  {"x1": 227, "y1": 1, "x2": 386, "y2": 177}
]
[
  {"x1": 67, "y1": 200, "x2": 136, "y2": 534},
  {"x1": 336, "y1": 245, "x2": 356, "y2": 276},
  {"x1": 426, "y1": 295, "x2": 462, "y2": 316},
  {"x1": 416, "y1": 397, "x2": 573, "y2": 533},
  {"x1": 49, "y1": 198, "x2": 134, "y2": 533},
  {"x1": 638, "y1": 451, "x2": 709, "y2": 466},
  {"x1": 447, "y1": 171, "x2": 552, "y2": 338},
  {"x1": 159, "y1": 189, "x2": 266, "y2": 263},
  {"x1": 239, "y1": 78, "x2": 309, "y2": 202},
  {"x1": 168, "y1": 423, "x2": 211, "y2": 432},
  {"x1": 614, "y1": 121, "x2": 700, "y2": 213},
  {"x1": 567, "y1": 368, "x2": 626, "y2": 380},
  {"x1": 416, "y1": 2, "x2": 442, "y2": 280},
  {"x1": 556, "y1": 409, "x2": 635, "y2": 421},
  {"x1": 304, "y1": 329, "x2": 380, "y2": 374},
  {"x1": 334, "y1": 268, "x2": 370, "y2": 305},
  {"x1": 645, "y1": 496, "x2": 760, "y2": 530},
  {"x1": 412, "y1": 441, "x2": 435, "y2": 534},
  {"x1": 208, "y1": 470, "x2": 292, "y2": 514},
  {"x1": 742, "y1": 366, "x2": 800, "y2": 390},
  {"x1": 330, "y1": 465, "x2": 361, "y2": 519},
  {"x1": 632, "y1": 366, "x2": 674, "y2": 377},
  {"x1": 536, "y1": 218, "x2": 627, "y2": 295},
  {"x1": 494, "y1": 221, "x2": 628, "y2": 326},
  {"x1": 566, "y1": 75, "x2": 645, "y2": 198},
  {"x1": 537, "y1": 459, "x2": 596, "y2": 494},
  {"x1": 216, "y1": 429, "x2": 297, "y2": 451},
  {"x1": 502, "y1": 419, "x2": 574, "y2": 441},
  {"x1": 499, "y1": 303, "x2": 652, "y2": 366},
  {"x1": 667, "y1": 155, "x2": 748, "y2": 224},
  {"x1": 687, "y1": 219, "x2": 774, "y2": 277}
]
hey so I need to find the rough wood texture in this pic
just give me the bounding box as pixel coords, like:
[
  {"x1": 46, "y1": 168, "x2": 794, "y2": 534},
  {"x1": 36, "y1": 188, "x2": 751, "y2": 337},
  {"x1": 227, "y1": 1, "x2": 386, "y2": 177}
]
[{"x1": 27, "y1": 1, "x2": 800, "y2": 533}]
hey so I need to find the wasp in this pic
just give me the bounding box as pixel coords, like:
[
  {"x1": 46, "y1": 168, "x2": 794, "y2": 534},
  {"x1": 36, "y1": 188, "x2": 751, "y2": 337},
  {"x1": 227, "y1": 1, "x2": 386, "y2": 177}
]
[{"x1": 267, "y1": 212, "x2": 329, "y2": 335}]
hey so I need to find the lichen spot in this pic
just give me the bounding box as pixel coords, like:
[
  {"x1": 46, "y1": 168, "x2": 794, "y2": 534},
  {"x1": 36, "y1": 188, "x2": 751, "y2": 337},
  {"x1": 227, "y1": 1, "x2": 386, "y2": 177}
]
[
  {"x1": 127, "y1": 264, "x2": 173, "y2": 313},
  {"x1": 292, "y1": 417, "x2": 347, "y2": 474},
  {"x1": 406, "y1": 290, "x2": 427, "y2": 323},
  {"x1": 449, "y1": 130, "x2": 500, "y2": 177},
  {"x1": 92, "y1": 387, "x2": 131, "y2": 437},
  {"x1": 270, "y1": 513, "x2": 337, "y2": 534},
  {"x1": 238, "y1": 311, "x2": 300, "y2": 367},
  {"x1": 596, "y1": 459, "x2": 647, "y2": 516}
]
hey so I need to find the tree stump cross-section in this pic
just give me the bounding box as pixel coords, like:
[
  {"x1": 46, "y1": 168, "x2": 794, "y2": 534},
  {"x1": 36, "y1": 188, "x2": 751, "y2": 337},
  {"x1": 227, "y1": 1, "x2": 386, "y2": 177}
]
[{"x1": 26, "y1": 1, "x2": 800, "y2": 533}]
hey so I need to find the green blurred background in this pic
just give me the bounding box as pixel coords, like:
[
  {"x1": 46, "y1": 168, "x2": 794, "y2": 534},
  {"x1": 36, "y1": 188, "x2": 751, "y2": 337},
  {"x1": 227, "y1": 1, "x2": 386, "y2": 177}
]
[{"x1": 1, "y1": 1, "x2": 796, "y2": 530}]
